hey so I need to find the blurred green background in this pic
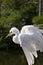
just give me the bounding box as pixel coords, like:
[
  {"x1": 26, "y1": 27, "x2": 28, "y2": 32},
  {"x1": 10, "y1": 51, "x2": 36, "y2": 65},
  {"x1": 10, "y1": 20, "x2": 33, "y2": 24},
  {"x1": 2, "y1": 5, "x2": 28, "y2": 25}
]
[{"x1": 0, "y1": 0, "x2": 43, "y2": 65}]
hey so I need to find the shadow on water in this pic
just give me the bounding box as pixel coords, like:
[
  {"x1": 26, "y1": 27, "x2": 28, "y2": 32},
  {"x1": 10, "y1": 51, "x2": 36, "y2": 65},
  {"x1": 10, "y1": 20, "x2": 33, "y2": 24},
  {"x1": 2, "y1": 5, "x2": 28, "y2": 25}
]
[
  {"x1": 0, "y1": 47, "x2": 43, "y2": 65},
  {"x1": 0, "y1": 45, "x2": 28, "y2": 65}
]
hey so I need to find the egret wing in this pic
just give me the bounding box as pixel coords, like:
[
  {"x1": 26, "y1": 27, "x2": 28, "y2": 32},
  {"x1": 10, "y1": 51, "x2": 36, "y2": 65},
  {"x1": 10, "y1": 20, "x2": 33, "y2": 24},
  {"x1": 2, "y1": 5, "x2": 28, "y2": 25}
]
[
  {"x1": 19, "y1": 34, "x2": 39, "y2": 65},
  {"x1": 22, "y1": 46, "x2": 34, "y2": 65}
]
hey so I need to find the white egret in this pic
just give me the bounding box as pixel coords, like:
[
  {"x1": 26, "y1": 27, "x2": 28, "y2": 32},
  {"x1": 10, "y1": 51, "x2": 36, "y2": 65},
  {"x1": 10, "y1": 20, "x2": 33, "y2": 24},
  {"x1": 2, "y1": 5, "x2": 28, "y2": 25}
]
[{"x1": 6, "y1": 25, "x2": 43, "y2": 65}]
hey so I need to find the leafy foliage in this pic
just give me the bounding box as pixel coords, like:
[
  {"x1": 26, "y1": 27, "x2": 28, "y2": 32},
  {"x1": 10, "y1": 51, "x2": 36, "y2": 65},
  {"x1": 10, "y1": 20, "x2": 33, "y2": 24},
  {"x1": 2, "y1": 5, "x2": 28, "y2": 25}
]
[
  {"x1": 0, "y1": 0, "x2": 39, "y2": 48},
  {"x1": 33, "y1": 16, "x2": 43, "y2": 24}
]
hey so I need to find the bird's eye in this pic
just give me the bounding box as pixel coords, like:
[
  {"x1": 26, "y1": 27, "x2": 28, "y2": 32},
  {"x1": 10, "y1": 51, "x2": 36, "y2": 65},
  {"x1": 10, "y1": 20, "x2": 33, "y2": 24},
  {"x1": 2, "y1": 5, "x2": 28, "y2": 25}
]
[
  {"x1": 9, "y1": 31, "x2": 12, "y2": 33},
  {"x1": 11, "y1": 31, "x2": 12, "y2": 33}
]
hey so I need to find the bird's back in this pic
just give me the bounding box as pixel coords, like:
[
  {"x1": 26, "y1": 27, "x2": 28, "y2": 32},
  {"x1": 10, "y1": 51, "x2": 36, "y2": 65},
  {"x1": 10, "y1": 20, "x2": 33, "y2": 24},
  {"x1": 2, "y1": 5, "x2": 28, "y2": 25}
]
[
  {"x1": 20, "y1": 25, "x2": 43, "y2": 51},
  {"x1": 21, "y1": 25, "x2": 40, "y2": 35}
]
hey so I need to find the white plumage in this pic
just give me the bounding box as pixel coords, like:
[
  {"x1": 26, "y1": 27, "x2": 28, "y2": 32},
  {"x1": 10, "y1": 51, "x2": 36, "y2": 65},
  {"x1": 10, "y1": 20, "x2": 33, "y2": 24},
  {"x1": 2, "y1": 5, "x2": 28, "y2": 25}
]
[{"x1": 6, "y1": 25, "x2": 43, "y2": 65}]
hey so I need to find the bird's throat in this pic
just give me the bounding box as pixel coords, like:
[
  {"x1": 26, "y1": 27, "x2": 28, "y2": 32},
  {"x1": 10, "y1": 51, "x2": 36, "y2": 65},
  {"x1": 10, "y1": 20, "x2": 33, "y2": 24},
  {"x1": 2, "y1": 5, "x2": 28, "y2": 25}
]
[{"x1": 13, "y1": 35, "x2": 20, "y2": 44}]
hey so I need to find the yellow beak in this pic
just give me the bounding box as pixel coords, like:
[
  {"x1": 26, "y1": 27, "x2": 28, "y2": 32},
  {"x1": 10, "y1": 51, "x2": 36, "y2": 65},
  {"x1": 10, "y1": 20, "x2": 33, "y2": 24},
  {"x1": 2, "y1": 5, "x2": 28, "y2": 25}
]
[{"x1": 5, "y1": 32, "x2": 12, "y2": 39}]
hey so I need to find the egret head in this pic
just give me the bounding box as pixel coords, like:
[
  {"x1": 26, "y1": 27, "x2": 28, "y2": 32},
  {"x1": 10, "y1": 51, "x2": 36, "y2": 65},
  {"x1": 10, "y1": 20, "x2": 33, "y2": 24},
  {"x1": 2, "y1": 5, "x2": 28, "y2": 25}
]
[{"x1": 5, "y1": 27, "x2": 19, "y2": 38}]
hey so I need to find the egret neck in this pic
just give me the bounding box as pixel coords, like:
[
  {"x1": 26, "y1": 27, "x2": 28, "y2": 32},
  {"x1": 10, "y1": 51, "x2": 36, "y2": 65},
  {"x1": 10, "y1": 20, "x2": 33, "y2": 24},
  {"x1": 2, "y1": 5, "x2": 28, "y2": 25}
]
[{"x1": 12, "y1": 30, "x2": 20, "y2": 44}]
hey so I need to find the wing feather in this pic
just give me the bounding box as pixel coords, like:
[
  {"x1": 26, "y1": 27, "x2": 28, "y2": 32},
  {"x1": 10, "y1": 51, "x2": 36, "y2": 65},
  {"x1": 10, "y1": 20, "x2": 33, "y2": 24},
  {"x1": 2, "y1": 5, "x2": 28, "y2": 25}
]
[
  {"x1": 18, "y1": 26, "x2": 43, "y2": 65},
  {"x1": 19, "y1": 34, "x2": 39, "y2": 65},
  {"x1": 22, "y1": 46, "x2": 34, "y2": 65}
]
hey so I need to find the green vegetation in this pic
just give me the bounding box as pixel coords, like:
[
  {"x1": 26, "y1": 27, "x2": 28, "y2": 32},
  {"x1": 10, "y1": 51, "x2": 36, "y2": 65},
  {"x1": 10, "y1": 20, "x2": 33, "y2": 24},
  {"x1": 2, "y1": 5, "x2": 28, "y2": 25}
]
[
  {"x1": 0, "y1": 0, "x2": 43, "y2": 65},
  {"x1": 33, "y1": 16, "x2": 43, "y2": 24},
  {"x1": 0, "y1": 0, "x2": 39, "y2": 47},
  {"x1": 33, "y1": 16, "x2": 43, "y2": 29}
]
